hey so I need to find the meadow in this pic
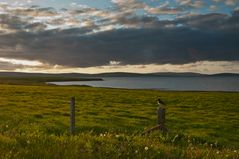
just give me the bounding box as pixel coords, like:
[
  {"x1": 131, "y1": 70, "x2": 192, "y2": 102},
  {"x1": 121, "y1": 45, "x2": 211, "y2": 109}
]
[{"x1": 0, "y1": 82, "x2": 238, "y2": 158}]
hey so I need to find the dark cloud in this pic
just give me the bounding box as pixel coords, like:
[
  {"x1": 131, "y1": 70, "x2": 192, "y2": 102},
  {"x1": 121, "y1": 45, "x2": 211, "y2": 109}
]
[
  {"x1": 0, "y1": 61, "x2": 24, "y2": 70},
  {"x1": 0, "y1": 14, "x2": 26, "y2": 30},
  {"x1": 0, "y1": 8, "x2": 52, "y2": 32},
  {"x1": 11, "y1": 7, "x2": 57, "y2": 17},
  {"x1": 177, "y1": 13, "x2": 227, "y2": 28},
  {"x1": 0, "y1": 5, "x2": 239, "y2": 68},
  {"x1": 0, "y1": 27, "x2": 239, "y2": 67},
  {"x1": 24, "y1": 22, "x2": 47, "y2": 32}
]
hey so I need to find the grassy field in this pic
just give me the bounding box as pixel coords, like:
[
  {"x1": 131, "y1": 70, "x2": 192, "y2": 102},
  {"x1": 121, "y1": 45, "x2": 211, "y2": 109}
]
[{"x1": 0, "y1": 83, "x2": 238, "y2": 158}]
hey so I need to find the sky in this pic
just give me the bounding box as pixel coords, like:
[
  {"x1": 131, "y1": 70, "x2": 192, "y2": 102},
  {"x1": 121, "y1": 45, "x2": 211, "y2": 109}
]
[{"x1": 0, "y1": 0, "x2": 239, "y2": 74}]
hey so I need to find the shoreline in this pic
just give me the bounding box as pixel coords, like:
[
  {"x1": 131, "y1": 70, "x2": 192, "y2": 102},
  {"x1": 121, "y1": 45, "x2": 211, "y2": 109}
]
[{"x1": 46, "y1": 82, "x2": 239, "y2": 93}]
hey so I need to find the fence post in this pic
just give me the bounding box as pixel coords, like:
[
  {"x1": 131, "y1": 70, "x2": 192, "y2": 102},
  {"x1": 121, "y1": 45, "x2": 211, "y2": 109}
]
[
  {"x1": 70, "y1": 97, "x2": 75, "y2": 135},
  {"x1": 142, "y1": 99, "x2": 167, "y2": 135},
  {"x1": 157, "y1": 106, "x2": 165, "y2": 131}
]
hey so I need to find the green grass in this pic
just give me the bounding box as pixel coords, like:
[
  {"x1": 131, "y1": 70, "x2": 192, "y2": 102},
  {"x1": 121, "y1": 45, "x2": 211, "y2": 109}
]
[{"x1": 0, "y1": 84, "x2": 238, "y2": 158}]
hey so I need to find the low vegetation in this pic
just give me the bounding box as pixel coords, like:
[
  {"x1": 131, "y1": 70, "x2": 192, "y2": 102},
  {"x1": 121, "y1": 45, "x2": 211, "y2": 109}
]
[{"x1": 0, "y1": 83, "x2": 238, "y2": 158}]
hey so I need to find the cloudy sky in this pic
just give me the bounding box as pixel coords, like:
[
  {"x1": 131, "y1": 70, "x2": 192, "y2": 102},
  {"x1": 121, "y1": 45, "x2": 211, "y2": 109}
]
[{"x1": 0, "y1": 0, "x2": 239, "y2": 74}]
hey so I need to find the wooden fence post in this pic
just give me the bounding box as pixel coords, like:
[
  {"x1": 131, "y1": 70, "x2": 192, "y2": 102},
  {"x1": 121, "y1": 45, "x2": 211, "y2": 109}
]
[
  {"x1": 142, "y1": 100, "x2": 167, "y2": 135},
  {"x1": 70, "y1": 97, "x2": 75, "y2": 135},
  {"x1": 157, "y1": 106, "x2": 165, "y2": 131}
]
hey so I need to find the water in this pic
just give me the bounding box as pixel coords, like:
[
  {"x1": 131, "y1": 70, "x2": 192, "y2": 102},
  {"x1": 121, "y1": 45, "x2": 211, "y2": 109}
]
[{"x1": 48, "y1": 76, "x2": 239, "y2": 92}]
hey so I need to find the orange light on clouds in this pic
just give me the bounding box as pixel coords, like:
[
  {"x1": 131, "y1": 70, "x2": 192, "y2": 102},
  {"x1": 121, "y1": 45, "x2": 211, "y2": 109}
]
[
  {"x1": 6, "y1": 60, "x2": 239, "y2": 75},
  {"x1": 0, "y1": 57, "x2": 43, "y2": 66}
]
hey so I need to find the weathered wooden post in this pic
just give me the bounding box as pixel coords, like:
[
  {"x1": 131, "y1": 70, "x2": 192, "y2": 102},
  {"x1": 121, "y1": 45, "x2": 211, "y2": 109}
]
[
  {"x1": 157, "y1": 98, "x2": 166, "y2": 132},
  {"x1": 142, "y1": 98, "x2": 167, "y2": 135},
  {"x1": 157, "y1": 107, "x2": 165, "y2": 130},
  {"x1": 70, "y1": 97, "x2": 75, "y2": 135}
]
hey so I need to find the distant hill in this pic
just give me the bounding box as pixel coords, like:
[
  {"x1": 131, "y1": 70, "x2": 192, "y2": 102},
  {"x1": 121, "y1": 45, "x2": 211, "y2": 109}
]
[
  {"x1": 0, "y1": 72, "x2": 238, "y2": 78},
  {"x1": 210, "y1": 73, "x2": 239, "y2": 77},
  {"x1": 0, "y1": 72, "x2": 88, "y2": 78}
]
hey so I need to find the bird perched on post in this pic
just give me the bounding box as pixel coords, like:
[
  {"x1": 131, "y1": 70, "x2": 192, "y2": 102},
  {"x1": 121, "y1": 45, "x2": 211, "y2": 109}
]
[{"x1": 157, "y1": 98, "x2": 165, "y2": 106}]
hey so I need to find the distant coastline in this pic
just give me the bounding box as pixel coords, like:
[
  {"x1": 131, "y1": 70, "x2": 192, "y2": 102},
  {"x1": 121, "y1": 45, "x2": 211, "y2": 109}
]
[
  {"x1": 0, "y1": 71, "x2": 238, "y2": 78},
  {"x1": 1, "y1": 72, "x2": 238, "y2": 89}
]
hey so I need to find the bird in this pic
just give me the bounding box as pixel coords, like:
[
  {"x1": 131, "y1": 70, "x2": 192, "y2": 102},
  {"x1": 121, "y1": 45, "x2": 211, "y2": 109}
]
[{"x1": 157, "y1": 98, "x2": 165, "y2": 105}]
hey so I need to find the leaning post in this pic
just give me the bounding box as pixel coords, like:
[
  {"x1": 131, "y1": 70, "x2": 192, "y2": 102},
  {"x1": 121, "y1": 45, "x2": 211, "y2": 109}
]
[{"x1": 70, "y1": 97, "x2": 75, "y2": 135}]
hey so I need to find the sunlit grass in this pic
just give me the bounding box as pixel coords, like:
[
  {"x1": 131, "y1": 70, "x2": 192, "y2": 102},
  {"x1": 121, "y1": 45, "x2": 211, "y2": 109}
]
[{"x1": 0, "y1": 84, "x2": 238, "y2": 158}]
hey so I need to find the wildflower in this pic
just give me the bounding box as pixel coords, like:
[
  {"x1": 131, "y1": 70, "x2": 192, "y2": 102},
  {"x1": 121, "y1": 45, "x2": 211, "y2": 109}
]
[
  {"x1": 100, "y1": 133, "x2": 103, "y2": 137},
  {"x1": 216, "y1": 151, "x2": 219, "y2": 154},
  {"x1": 172, "y1": 134, "x2": 179, "y2": 143},
  {"x1": 234, "y1": 150, "x2": 237, "y2": 153},
  {"x1": 135, "y1": 150, "x2": 138, "y2": 154},
  {"x1": 115, "y1": 135, "x2": 120, "y2": 138},
  {"x1": 145, "y1": 147, "x2": 149, "y2": 151},
  {"x1": 27, "y1": 140, "x2": 30, "y2": 144},
  {"x1": 214, "y1": 141, "x2": 218, "y2": 147},
  {"x1": 6, "y1": 125, "x2": 8, "y2": 128}
]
